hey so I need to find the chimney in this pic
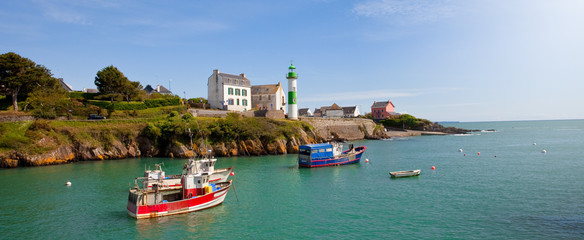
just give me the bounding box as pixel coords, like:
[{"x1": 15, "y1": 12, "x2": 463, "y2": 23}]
[
  {"x1": 213, "y1": 69, "x2": 219, "y2": 75},
  {"x1": 240, "y1": 73, "x2": 245, "y2": 78}
]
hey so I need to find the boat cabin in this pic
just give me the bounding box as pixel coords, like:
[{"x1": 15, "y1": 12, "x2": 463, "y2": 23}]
[{"x1": 298, "y1": 143, "x2": 344, "y2": 161}]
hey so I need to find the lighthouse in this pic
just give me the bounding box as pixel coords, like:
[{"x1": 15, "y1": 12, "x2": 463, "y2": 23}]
[{"x1": 287, "y1": 63, "x2": 298, "y2": 120}]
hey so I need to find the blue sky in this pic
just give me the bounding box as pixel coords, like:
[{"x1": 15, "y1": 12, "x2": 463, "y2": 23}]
[{"x1": 1, "y1": 0, "x2": 583, "y2": 122}]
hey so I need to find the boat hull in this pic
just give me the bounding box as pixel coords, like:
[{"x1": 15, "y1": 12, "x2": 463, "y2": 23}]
[
  {"x1": 127, "y1": 181, "x2": 231, "y2": 219},
  {"x1": 299, "y1": 146, "x2": 366, "y2": 168},
  {"x1": 389, "y1": 170, "x2": 421, "y2": 178}
]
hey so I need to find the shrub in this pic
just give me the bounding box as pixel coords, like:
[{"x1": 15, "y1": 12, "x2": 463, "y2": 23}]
[{"x1": 144, "y1": 97, "x2": 181, "y2": 108}]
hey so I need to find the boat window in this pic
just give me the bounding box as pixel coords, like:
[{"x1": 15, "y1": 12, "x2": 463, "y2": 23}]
[
  {"x1": 326, "y1": 148, "x2": 332, "y2": 152},
  {"x1": 319, "y1": 149, "x2": 325, "y2": 153},
  {"x1": 312, "y1": 150, "x2": 318, "y2": 154},
  {"x1": 299, "y1": 149, "x2": 310, "y2": 155}
]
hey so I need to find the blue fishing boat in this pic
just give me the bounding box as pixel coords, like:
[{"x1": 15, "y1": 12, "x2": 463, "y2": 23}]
[{"x1": 298, "y1": 143, "x2": 367, "y2": 168}]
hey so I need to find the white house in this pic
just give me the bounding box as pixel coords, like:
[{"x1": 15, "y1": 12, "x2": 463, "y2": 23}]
[
  {"x1": 207, "y1": 69, "x2": 252, "y2": 112},
  {"x1": 251, "y1": 82, "x2": 286, "y2": 112},
  {"x1": 342, "y1": 106, "x2": 360, "y2": 118},
  {"x1": 298, "y1": 108, "x2": 312, "y2": 117}
]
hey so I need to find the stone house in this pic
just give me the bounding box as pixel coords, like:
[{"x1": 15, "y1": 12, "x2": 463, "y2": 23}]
[
  {"x1": 313, "y1": 108, "x2": 322, "y2": 117},
  {"x1": 325, "y1": 103, "x2": 344, "y2": 118},
  {"x1": 251, "y1": 82, "x2": 286, "y2": 112},
  {"x1": 207, "y1": 69, "x2": 252, "y2": 112},
  {"x1": 371, "y1": 99, "x2": 395, "y2": 120}
]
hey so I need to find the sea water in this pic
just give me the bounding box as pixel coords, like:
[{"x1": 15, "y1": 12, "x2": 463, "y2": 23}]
[{"x1": 1, "y1": 120, "x2": 583, "y2": 239}]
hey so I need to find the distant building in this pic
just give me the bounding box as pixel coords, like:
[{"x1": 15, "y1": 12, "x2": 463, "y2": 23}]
[
  {"x1": 144, "y1": 84, "x2": 171, "y2": 94},
  {"x1": 342, "y1": 106, "x2": 360, "y2": 118},
  {"x1": 313, "y1": 108, "x2": 322, "y2": 117},
  {"x1": 325, "y1": 103, "x2": 344, "y2": 118},
  {"x1": 312, "y1": 104, "x2": 359, "y2": 118},
  {"x1": 58, "y1": 78, "x2": 73, "y2": 92},
  {"x1": 371, "y1": 99, "x2": 395, "y2": 120},
  {"x1": 83, "y1": 88, "x2": 98, "y2": 93},
  {"x1": 251, "y1": 82, "x2": 286, "y2": 112},
  {"x1": 298, "y1": 108, "x2": 312, "y2": 117},
  {"x1": 207, "y1": 69, "x2": 251, "y2": 112}
]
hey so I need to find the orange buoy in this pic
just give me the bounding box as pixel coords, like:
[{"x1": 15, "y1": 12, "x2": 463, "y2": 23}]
[
  {"x1": 431, "y1": 166, "x2": 435, "y2": 170},
  {"x1": 230, "y1": 172, "x2": 235, "y2": 176},
  {"x1": 464, "y1": 153, "x2": 466, "y2": 156},
  {"x1": 477, "y1": 152, "x2": 481, "y2": 155}
]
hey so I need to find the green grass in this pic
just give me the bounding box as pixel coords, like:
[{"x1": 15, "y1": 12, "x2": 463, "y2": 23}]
[
  {"x1": 0, "y1": 122, "x2": 32, "y2": 150},
  {"x1": 0, "y1": 108, "x2": 317, "y2": 158}
]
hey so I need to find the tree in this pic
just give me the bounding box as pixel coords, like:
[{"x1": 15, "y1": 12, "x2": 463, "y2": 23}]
[
  {"x1": 25, "y1": 89, "x2": 69, "y2": 119},
  {"x1": 94, "y1": 65, "x2": 142, "y2": 102},
  {"x1": 0, "y1": 52, "x2": 58, "y2": 111}
]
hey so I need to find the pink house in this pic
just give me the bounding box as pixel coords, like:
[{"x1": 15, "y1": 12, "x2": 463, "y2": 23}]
[{"x1": 371, "y1": 100, "x2": 395, "y2": 120}]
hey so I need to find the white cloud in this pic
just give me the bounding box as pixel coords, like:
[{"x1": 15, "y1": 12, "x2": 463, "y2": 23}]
[
  {"x1": 353, "y1": 0, "x2": 455, "y2": 23},
  {"x1": 34, "y1": 0, "x2": 92, "y2": 25}
]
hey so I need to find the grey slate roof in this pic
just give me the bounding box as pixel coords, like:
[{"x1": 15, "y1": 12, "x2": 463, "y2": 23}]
[
  {"x1": 59, "y1": 78, "x2": 73, "y2": 92},
  {"x1": 298, "y1": 108, "x2": 310, "y2": 115},
  {"x1": 219, "y1": 73, "x2": 248, "y2": 80},
  {"x1": 144, "y1": 85, "x2": 154, "y2": 94},
  {"x1": 156, "y1": 85, "x2": 170, "y2": 94},
  {"x1": 342, "y1": 106, "x2": 357, "y2": 115},
  {"x1": 371, "y1": 100, "x2": 394, "y2": 108},
  {"x1": 252, "y1": 83, "x2": 281, "y2": 95}
]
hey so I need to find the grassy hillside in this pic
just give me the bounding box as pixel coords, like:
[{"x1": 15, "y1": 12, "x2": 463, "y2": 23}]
[{"x1": 0, "y1": 108, "x2": 314, "y2": 159}]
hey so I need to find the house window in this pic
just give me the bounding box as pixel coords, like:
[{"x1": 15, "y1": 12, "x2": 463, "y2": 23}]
[
  {"x1": 235, "y1": 89, "x2": 240, "y2": 96},
  {"x1": 235, "y1": 79, "x2": 239, "y2": 85},
  {"x1": 228, "y1": 88, "x2": 234, "y2": 95},
  {"x1": 268, "y1": 95, "x2": 271, "y2": 100},
  {"x1": 259, "y1": 95, "x2": 262, "y2": 101},
  {"x1": 242, "y1": 89, "x2": 247, "y2": 96},
  {"x1": 242, "y1": 99, "x2": 248, "y2": 106},
  {"x1": 228, "y1": 99, "x2": 234, "y2": 105},
  {"x1": 237, "y1": 99, "x2": 240, "y2": 105},
  {"x1": 282, "y1": 96, "x2": 285, "y2": 103}
]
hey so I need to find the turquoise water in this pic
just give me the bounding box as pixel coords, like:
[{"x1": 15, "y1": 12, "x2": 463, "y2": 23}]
[{"x1": 1, "y1": 120, "x2": 584, "y2": 239}]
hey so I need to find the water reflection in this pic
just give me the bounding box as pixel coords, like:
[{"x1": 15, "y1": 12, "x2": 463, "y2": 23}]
[{"x1": 135, "y1": 205, "x2": 227, "y2": 238}]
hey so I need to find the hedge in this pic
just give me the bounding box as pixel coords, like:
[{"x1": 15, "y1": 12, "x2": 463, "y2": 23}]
[
  {"x1": 144, "y1": 97, "x2": 181, "y2": 108},
  {"x1": 69, "y1": 92, "x2": 98, "y2": 100},
  {"x1": 87, "y1": 101, "x2": 147, "y2": 110}
]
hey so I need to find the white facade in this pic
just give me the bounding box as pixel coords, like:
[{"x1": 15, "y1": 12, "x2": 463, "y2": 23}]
[
  {"x1": 298, "y1": 108, "x2": 312, "y2": 117},
  {"x1": 342, "y1": 106, "x2": 360, "y2": 118},
  {"x1": 251, "y1": 82, "x2": 286, "y2": 112},
  {"x1": 207, "y1": 69, "x2": 252, "y2": 112}
]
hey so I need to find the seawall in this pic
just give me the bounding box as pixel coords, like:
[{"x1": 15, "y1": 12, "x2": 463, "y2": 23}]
[{"x1": 301, "y1": 117, "x2": 387, "y2": 141}]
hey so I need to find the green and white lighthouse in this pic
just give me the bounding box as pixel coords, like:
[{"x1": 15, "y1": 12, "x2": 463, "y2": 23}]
[{"x1": 287, "y1": 63, "x2": 298, "y2": 120}]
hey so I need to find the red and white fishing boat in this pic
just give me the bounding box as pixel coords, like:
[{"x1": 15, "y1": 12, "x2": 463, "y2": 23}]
[
  {"x1": 141, "y1": 156, "x2": 233, "y2": 190},
  {"x1": 127, "y1": 155, "x2": 233, "y2": 219}
]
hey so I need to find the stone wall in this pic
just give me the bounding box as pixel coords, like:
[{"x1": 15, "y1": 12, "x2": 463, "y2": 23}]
[{"x1": 301, "y1": 117, "x2": 387, "y2": 141}]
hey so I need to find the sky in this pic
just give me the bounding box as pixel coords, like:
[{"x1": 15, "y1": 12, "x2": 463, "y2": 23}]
[{"x1": 1, "y1": 0, "x2": 583, "y2": 122}]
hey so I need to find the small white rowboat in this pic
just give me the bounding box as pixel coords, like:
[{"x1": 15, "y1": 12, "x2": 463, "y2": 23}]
[{"x1": 389, "y1": 169, "x2": 421, "y2": 178}]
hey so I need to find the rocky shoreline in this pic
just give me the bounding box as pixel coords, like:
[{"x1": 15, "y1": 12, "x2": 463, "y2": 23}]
[{"x1": 0, "y1": 118, "x2": 466, "y2": 168}]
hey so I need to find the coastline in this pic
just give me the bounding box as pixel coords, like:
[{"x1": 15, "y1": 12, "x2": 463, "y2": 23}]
[
  {"x1": 385, "y1": 130, "x2": 447, "y2": 137},
  {"x1": 0, "y1": 117, "x2": 459, "y2": 168}
]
